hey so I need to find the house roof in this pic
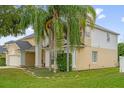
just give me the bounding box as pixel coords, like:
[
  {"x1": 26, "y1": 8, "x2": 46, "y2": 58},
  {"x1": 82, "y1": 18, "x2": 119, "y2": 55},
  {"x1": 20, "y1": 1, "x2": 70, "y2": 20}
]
[
  {"x1": 6, "y1": 40, "x2": 32, "y2": 50},
  {"x1": 5, "y1": 40, "x2": 15, "y2": 44},
  {"x1": 20, "y1": 33, "x2": 34, "y2": 40},
  {"x1": 15, "y1": 41, "x2": 32, "y2": 50},
  {"x1": 94, "y1": 24, "x2": 119, "y2": 35},
  {"x1": 0, "y1": 46, "x2": 6, "y2": 53}
]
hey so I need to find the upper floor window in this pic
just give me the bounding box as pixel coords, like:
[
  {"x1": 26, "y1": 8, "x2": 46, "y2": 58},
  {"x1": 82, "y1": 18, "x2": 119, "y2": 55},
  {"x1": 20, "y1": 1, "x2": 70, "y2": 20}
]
[{"x1": 107, "y1": 32, "x2": 110, "y2": 42}]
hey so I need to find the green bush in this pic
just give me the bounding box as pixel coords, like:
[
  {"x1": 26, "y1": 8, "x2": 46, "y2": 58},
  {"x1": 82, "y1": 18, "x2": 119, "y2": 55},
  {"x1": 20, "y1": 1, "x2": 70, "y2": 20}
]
[
  {"x1": 0, "y1": 58, "x2": 6, "y2": 66},
  {"x1": 57, "y1": 52, "x2": 72, "y2": 72}
]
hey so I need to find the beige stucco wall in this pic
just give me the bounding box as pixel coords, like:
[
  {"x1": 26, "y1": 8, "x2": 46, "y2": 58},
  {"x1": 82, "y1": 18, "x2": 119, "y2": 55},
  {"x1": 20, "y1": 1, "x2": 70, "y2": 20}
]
[
  {"x1": 76, "y1": 47, "x2": 118, "y2": 70},
  {"x1": 75, "y1": 26, "x2": 118, "y2": 70}
]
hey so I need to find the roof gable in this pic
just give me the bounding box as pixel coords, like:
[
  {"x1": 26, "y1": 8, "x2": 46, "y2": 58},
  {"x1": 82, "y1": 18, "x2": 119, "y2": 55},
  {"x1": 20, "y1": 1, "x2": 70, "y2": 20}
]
[
  {"x1": 5, "y1": 40, "x2": 32, "y2": 50},
  {"x1": 15, "y1": 41, "x2": 32, "y2": 50}
]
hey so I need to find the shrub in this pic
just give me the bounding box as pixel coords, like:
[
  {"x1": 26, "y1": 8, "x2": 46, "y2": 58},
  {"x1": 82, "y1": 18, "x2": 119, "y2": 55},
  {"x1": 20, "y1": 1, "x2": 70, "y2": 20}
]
[
  {"x1": 57, "y1": 52, "x2": 72, "y2": 72},
  {"x1": 0, "y1": 58, "x2": 6, "y2": 66}
]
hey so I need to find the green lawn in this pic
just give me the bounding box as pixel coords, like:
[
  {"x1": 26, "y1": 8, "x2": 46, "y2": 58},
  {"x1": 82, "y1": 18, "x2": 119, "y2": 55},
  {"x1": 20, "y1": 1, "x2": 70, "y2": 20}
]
[{"x1": 0, "y1": 67, "x2": 124, "y2": 88}]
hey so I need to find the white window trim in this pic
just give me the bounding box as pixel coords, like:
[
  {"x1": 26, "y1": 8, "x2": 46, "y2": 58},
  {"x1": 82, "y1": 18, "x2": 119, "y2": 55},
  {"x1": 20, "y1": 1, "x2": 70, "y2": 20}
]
[{"x1": 92, "y1": 51, "x2": 98, "y2": 63}]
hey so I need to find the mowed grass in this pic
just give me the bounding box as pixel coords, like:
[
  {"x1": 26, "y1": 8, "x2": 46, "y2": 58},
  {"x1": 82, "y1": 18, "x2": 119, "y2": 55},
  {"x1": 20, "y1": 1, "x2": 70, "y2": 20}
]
[{"x1": 0, "y1": 67, "x2": 124, "y2": 88}]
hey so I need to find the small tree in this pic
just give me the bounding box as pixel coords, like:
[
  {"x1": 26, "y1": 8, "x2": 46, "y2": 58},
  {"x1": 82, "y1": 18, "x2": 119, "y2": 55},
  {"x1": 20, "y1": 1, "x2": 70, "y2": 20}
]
[{"x1": 118, "y1": 43, "x2": 124, "y2": 56}]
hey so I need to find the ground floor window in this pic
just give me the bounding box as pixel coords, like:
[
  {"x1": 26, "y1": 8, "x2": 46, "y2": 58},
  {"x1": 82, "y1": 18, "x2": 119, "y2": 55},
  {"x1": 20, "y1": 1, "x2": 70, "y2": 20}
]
[{"x1": 92, "y1": 51, "x2": 98, "y2": 63}]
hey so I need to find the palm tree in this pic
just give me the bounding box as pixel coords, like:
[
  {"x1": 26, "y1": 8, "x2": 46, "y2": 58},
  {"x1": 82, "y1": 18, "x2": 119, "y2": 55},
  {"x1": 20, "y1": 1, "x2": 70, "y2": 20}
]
[
  {"x1": 20, "y1": 5, "x2": 63, "y2": 72},
  {"x1": 45, "y1": 6, "x2": 64, "y2": 72},
  {"x1": 0, "y1": 5, "x2": 96, "y2": 72},
  {"x1": 46, "y1": 5, "x2": 96, "y2": 72},
  {"x1": 58, "y1": 5, "x2": 96, "y2": 72},
  {"x1": 20, "y1": 5, "x2": 96, "y2": 72},
  {"x1": 19, "y1": 5, "x2": 48, "y2": 68}
]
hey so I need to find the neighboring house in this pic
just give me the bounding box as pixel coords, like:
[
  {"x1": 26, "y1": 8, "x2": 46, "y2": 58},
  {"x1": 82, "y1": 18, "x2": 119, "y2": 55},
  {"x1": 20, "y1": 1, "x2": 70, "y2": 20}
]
[
  {"x1": 0, "y1": 45, "x2": 6, "y2": 58},
  {"x1": 0, "y1": 46, "x2": 6, "y2": 65},
  {"x1": 0, "y1": 45, "x2": 6, "y2": 54},
  {"x1": 4, "y1": 24, "x2": 119, "y2": 70},
  {"x1": 5, "y1": 40, "x2": 34, "y2": 66}
]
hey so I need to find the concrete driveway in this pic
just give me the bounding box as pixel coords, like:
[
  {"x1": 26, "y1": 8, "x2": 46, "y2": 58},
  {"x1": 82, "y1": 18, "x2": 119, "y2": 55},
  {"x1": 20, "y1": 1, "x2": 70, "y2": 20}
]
[{"x1": 0, "y1": 66, "x2": 19, "y2": 69}]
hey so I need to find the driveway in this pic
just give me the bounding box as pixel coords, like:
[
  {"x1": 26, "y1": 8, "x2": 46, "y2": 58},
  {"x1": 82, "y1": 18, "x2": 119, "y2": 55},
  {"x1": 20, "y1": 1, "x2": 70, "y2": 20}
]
[{"x1": 0, "y1": 66, "x2": 19, "y2": 69}]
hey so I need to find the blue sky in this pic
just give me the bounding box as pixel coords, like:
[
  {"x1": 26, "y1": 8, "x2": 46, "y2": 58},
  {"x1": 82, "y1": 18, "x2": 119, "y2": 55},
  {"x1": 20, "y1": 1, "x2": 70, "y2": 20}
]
[
  {"x1": 93, "y1": 5, "x2": 124, "y2": 42},
  {"x1": 0, "y1": 5, "x2": 124, "y2": 45}
]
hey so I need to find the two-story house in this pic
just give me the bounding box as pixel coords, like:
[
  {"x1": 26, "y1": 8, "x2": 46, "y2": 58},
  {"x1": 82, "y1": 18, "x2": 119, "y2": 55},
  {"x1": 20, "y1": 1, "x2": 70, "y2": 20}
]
[{"x1": 4, "y1": 24, "x2": 119, "y2": 70}]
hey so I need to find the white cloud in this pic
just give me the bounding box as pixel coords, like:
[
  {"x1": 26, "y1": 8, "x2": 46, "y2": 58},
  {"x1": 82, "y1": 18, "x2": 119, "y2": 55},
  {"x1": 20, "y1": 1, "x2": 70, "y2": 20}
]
[
  {"x1": 121, "y1": 17, "x2": 124, "y2": 22},
  {"x1": 97, "y1": 14, "x2": 106, "y2": 19},
  {"x1": 95, "y1": 8, "x2": 103, "y2": 16},
  {"x1": 95, "y1": 8, "x2": 106, "y2": 20}
]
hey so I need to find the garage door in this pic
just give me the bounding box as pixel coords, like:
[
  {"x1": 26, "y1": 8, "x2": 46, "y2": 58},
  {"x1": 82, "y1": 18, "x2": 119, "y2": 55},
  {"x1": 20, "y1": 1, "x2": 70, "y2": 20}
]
[
  {"x1": 25, "y1": 52, "x2": 35, "y2": 66},
  {"x1": 9, "y1": 55, "x2": 21, "y2": 66}
]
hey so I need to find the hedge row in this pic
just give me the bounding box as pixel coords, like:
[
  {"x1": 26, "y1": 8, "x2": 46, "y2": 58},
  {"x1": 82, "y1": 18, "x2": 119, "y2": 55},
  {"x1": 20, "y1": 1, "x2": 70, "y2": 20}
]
[
  {"x1": 0, "y1": 58, "x2": 6, "y2": 66},
  {"x1": 57, "y1": 52, "x2": 72, "y2": 72}
]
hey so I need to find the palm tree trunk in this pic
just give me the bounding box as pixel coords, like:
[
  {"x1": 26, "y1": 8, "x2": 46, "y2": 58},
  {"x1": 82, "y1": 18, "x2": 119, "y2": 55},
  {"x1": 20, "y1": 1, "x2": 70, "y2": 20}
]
[
  {"x1": 49, "y1": 30, "x2": 52, "y2": 71},
  {"x1": 49, "y1": 29, "x2": 56, "y2": 72},
  {"x1": 49, "y1": 50, "x2": 52, "y2": 71},
  {"x1": 35, "y1": 42, "x2": 42, "y2": 68},
  {"x1": 82, "y1": 28, "x2": 85, "y2": 44},
  {"x1": 66, "y1": 44, "x2": 70, "y2": 72},
  {"x1": 66, "y1": 19, "x2": 70, "y2": 72},
  {"x1": 34, "y1": 8, "x2": 42, "y2": 68},
  {"x1": 53, "y1": 45, "x2": 57, "y2": 73},
  {"x1": 53, "y1": 26, "x2": 57, "y2": 73},
  {"x1": 53, "y1": 11, "x2": 58, "y2": 73}
]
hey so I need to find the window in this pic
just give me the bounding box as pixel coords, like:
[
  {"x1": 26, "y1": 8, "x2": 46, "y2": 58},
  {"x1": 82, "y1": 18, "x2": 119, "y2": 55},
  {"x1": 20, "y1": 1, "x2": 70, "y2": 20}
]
[
  {"x1": 92, "y1": 51, "x2": 98, "y2": 63},
  {"x1": 107, "y1": 32, "x2": 110, "y2": 42}
]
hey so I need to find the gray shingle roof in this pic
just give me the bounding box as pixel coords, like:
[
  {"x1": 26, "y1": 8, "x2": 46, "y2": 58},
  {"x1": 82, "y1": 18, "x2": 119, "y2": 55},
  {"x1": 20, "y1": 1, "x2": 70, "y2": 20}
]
[
  {"x1": 15, "y1": 41, "x2": 32, "y2": 50},
  {"x1": 86, "y1": 21, "x2": 119, "y2": 35},
  {"x1": 5, "y1": 40, "x2": 32, "y2": 50}
]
